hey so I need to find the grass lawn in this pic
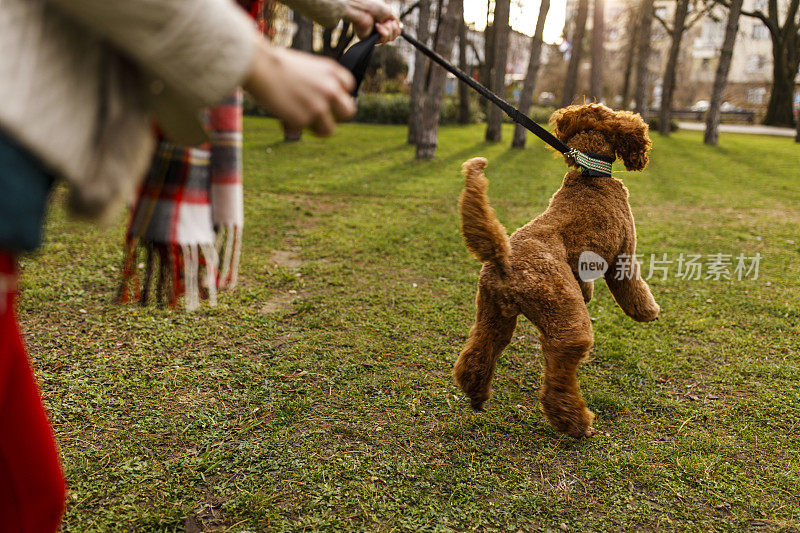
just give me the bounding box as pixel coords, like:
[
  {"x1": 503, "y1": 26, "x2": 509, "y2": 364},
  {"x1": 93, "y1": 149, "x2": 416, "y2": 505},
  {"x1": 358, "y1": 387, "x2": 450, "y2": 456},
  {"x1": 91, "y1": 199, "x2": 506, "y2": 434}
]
[{"x1": 19, "y1": 119, "x2": 800, "y2": 531}]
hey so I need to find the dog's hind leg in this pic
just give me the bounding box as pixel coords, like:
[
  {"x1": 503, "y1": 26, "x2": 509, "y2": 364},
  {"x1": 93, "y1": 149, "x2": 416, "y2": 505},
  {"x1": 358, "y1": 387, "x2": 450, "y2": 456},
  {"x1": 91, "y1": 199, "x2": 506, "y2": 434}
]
[
  {"x1": 454, "y1": 286, "x2": 517, "y2": 411},
  {"x1": 520, "y1": 268, "x2": 596, "y2": 438}
]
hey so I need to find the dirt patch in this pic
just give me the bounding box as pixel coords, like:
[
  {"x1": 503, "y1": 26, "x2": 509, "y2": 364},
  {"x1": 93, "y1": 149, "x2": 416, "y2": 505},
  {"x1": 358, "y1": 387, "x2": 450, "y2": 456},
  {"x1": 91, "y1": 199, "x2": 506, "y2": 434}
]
[
  {"x1": 268, "y1": 250, "x2": 305, "y2": 269},
  {"x1": 286, "y1": 194, "x2": 348, "y2": 214},
  {"x1": 285, "y1": 194, "x2": 350, "y2": 231},
  {"x1": 260, "y1": 290, "x2": 303, "y2": 314}
]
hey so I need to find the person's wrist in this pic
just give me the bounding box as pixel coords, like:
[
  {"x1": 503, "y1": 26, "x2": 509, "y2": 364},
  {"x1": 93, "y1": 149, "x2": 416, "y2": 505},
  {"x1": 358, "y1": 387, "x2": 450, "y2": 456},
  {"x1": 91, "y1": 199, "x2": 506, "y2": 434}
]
[{"x1": 243, "y1": 39, "x2": 280, "y2": 98}]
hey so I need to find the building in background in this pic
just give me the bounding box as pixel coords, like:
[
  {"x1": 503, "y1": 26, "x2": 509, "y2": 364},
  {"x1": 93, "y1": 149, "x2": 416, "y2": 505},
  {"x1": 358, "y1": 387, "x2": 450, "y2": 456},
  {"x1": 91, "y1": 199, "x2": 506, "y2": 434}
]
[{"x1": 565, "y1": 0, "x2": 799, "y2": 117}]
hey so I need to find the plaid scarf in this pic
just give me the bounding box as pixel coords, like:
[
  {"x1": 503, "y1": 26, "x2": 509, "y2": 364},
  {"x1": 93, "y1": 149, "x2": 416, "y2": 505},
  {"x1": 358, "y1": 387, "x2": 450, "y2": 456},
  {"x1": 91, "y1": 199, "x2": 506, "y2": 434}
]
[{"x1": 118, "y1": 90, "x2": 244, "y2": 311}]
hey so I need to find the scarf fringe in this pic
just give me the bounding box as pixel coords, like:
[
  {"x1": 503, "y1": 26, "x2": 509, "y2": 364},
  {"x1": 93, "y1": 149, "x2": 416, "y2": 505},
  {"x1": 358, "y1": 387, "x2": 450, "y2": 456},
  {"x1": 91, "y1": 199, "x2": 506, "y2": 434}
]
[
  {"x1": 118, "y1": 240, "x2": 221, "y2": 311},
  {"x1": 216, "y1": 224, "x2": 242, "y2": 291},
  {"x1": 118, "y1": 227, "x2": 237, "y2": 311}
]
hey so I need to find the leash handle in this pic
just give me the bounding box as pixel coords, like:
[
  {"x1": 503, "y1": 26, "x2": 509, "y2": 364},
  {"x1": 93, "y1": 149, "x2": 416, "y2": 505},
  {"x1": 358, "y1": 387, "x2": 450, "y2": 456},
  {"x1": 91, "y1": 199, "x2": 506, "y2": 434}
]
[
  {"x1": 399, "y1": 29, "x2": 572, "y2": 155},
  {"x1": 339, "y1": 31, "x2": 382, "y2": 95}
]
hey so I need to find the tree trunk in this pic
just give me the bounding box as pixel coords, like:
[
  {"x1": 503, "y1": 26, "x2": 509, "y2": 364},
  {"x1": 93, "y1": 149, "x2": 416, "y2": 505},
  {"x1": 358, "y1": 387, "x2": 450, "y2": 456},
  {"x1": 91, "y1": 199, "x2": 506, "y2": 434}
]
[
  {"x1": 796, "y1": 109, "x2": 800, "y2": 142},
  {"x1": 512, "y1": 0, "x2": 550, "y2": 148},
  {"x1": 704, "y1": 0, "x2": 743, "y2": 145},
  {"x1": 561, "y1": 0, "x2": 590, "y2": 107},
  {"x1": 285, "y1": 11, "x2": 315, "y2": 141},
  {"x1": 290, "y1": 10, "x2": 314, "y2": 52},
  {"x1": 485, "y1": 0, "x2": 511, "y2": 141},
  {"x1": 408, "y1": 0, "x2": 433, "y2": 144},
  {"x1": 740, "y1": 0, "x2": 799, "y2": 127},
  {"x1": 633, "y1": 0, "x2": 654, "y2": 115},
  {"x1": 590, "y1": 0, "x2": 605, "y2": 101},
  {"x1": 416, "y1": 0, "x2": 462, "y2": 159},
  {"x1": 620, "y1": 4, "x2": 641, "y2": 109},
  {"x1": 458, "y1": 5, "x2": 472, "y2": 124},
  {"x1": 480, "y1": 0, "x2": 495, "y2": 87},
  {"x1": 657, "y1": 0, "x2": 689, "y2": 136},
  {"x1": 762, "y1": 40, "x2": 797, "y2": 127}
]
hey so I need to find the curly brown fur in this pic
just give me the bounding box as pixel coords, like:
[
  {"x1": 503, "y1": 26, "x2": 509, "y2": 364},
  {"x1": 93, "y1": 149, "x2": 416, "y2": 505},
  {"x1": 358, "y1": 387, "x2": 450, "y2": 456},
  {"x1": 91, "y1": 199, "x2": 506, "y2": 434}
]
[
  {"x1": 454, "y1": 104, "x2": 659, "y2": 438},
  {"x1": 550, "y1": 103, "x2": 653, "y2": 170}
]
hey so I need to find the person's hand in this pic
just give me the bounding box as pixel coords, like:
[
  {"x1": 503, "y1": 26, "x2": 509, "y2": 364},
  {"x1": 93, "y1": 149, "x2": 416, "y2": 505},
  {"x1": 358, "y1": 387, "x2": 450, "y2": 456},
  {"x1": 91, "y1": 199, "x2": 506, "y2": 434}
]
[
  {"x1": 242, "y1": 41, "x2": 356, "y2": 136},
  {"x1": 344, "y1": 0, "x2": 401, "y2": 44}
]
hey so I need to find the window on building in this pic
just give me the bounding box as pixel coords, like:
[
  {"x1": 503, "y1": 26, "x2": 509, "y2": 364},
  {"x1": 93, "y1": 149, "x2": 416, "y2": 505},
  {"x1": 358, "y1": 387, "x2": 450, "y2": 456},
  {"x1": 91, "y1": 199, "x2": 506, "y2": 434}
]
[
  {"x1": 751, "y1": 23, "x2": 768, "y2": 40},
  {"x1": 700, "y1": 20, "x2": 725, "y2": 46},
  {"x1": 752, "y1": 0, "x2": 767, "y2": 10},
  {"x1": 746, "y1": 87, "x2": 767, "y2": 104},
  {"x1": 746, "y1": 55, "x2": 767, "y2": 72},
  {"x1": 702, "y1": 58, "x2": 711, "y2": 69}
]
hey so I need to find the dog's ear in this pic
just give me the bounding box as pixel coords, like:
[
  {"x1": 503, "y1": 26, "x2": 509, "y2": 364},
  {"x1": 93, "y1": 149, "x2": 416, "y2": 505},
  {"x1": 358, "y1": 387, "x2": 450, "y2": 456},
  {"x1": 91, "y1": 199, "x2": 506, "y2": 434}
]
[{"x1": 611, "y1": 111, "x2": 652, "y2": 171}]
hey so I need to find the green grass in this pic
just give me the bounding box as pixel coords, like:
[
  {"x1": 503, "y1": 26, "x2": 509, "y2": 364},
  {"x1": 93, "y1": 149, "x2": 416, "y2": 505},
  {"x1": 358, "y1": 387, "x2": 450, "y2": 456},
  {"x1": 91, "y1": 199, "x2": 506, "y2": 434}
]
[{"x1": 19, "y1": 120, "x2": 800, "y2": 531}]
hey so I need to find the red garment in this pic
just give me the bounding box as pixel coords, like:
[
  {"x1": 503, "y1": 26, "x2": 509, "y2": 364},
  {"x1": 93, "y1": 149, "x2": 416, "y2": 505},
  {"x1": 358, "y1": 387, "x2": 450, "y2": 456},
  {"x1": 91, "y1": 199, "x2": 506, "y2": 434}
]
[{"x1": 0, "y1": 253, "x2": 65, "y2": 532}]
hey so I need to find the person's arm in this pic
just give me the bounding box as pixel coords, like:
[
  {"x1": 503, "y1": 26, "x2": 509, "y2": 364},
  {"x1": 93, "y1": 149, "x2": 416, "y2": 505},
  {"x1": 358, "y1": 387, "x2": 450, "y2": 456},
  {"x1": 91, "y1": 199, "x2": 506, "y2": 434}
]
[
  {"x1": 48, "y1": 0, "x2": 260, "y2": 110},
  {"x1": 48, "y1": 0, "x2": 357, "y2": 135},
  {"x1": 282, "y1": 0, "x2": 401, "y2": 43},
  {"x1": 280, "y1": 0, "x2": 347, "y2": 28}
]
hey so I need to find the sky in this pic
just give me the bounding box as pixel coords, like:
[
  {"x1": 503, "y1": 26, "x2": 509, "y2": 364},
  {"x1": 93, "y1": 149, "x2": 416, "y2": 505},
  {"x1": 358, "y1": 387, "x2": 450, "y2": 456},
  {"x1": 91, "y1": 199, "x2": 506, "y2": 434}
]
[{"x1": 462, "y1": 0, "x2": 567, "y2": 43}]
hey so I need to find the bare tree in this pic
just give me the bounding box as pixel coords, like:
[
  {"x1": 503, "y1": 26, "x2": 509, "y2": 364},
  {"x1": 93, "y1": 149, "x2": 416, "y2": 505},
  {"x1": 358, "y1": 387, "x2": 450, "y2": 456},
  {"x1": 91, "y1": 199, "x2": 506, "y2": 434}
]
[
  {"x1": 590, "y1": 0, "x2": 605, "y2": 100},
  {"x1": 561, "y1": 0, "x2": 590, "y2": 106},
  {"x1": 458, "y1": 5, "x2": 472, "y2": 124},
  {"x1": 633, "y1": 0, "x2": 655, "y2": 115},
  {"x1": 705, "y1": 0, "x2": 744, "y2": 145},
  {"x1": 734, "y1": 0, "x2": 800, "y2": 127},
  {"x1": 620, "y1": 2, "x2": 642, "y2": 108},
  {"x1": 512, "y1": 0, "x2": 551, "y2": 148},
  {"x1": 485, "y1": 0, "x2": 512, "y2": 141},
  {"x1": 416, "y1": 0, "x2": 463, "y2": 159},
  {"x1": 481, "y1": 0, "x2": 496, "y2": 89},
  {"x1": 408, "y1": 0, "x2": 433, "y2": 144},
  {"x1": 656, "y1": 0, "x2": 689, "y2": 134},
  {"x1": 655, "y1": 0, "x2": 715, "y2": 135},
  {"x1": 290, "y1": 10, "x2": 314, "y2": 52}
]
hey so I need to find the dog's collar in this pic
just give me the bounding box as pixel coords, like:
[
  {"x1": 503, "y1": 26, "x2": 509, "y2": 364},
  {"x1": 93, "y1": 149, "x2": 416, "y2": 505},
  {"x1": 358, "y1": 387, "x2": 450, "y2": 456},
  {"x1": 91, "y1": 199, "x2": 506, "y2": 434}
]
[{"x1": 567, "y1": 150, "x2": 614, "y2": 178}]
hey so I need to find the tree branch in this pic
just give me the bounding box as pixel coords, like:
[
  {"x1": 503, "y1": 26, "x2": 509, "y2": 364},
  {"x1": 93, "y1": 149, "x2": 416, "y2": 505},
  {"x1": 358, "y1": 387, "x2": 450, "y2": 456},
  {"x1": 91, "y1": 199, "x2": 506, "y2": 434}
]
[
  {"x1": 653, "y1": 10, "x2": 674, "y2": 34},
  {"x1": 686, "y1": 0, "x2": 718, "y2": 29},
  {"x1": 467, "y1": 40, "x2": 484, "y2": 64},
  {"x1": 739, "y1": 7, "x2": 777, "y2": 35}
]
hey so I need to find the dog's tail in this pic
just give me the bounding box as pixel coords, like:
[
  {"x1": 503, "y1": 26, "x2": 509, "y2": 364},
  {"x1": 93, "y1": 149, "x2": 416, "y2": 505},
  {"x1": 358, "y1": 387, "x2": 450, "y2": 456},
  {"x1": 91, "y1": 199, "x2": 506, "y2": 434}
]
[{"x1": 459, "y1": 157, "x2": 510, "y2": 272}]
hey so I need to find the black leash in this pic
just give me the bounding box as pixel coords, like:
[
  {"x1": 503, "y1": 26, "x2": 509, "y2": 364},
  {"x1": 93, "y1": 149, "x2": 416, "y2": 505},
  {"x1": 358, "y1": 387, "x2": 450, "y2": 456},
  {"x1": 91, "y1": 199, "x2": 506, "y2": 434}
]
[
  {"x1": 398, "y1": 29, "x2": 570, "y2": 156},
  {"x1": 338, "y1": 10, "x2": 615, "y2": 176}
]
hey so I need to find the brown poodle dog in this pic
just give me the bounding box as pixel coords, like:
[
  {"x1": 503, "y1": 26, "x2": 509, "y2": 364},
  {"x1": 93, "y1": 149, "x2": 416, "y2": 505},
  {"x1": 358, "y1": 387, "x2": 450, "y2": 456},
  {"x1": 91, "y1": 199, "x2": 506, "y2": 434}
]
[{"x1": 454, "y1": 103, "x2": 660, "y2": 438}]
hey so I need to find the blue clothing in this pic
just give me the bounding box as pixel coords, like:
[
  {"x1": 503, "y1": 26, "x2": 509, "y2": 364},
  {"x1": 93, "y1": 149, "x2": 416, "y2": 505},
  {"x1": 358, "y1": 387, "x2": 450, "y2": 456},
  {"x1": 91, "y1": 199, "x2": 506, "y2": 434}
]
[{"x1": 0, "y1": 129, "x2": 54, "y2": 252}]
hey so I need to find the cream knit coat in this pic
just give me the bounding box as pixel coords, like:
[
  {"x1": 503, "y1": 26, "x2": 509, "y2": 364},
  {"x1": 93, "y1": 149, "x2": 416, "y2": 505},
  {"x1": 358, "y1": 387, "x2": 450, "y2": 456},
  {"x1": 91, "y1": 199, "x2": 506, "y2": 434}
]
[{"x1": 0, "y1": 0, "x2": 345, "y2": 220}]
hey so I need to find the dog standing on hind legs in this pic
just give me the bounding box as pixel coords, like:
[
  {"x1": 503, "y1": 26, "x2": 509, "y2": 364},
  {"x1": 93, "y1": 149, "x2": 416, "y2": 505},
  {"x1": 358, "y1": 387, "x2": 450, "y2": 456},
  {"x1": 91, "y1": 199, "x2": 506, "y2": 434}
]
[{"x1": 453, "y1": 103, "x2": 660, "y2": 438}]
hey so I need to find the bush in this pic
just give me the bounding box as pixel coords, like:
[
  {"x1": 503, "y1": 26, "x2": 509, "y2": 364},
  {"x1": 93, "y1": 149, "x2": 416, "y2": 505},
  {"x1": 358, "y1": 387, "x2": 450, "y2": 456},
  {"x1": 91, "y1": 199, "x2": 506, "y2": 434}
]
[
  {"x1": 245, "y1": 92, "x2": 486, "y2": 125},
  {"x1": 527, "y1": 105, "x2": 557, "y2": 124},
  {"x1": 353, "y1": 94, "x2": 483, "y2": 125},
  {"x1": 353, "y1": 94, "x2": 410, "y2": 124},
  {"x1": 646, "y1": 117, "x2": 680, "y2": 132}
]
